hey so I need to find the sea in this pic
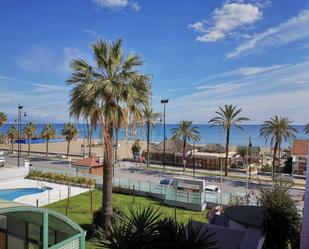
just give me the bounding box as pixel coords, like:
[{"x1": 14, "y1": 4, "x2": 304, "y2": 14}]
[{"x1": 0, "y1": 124, "x2": 307, "y2": 148}]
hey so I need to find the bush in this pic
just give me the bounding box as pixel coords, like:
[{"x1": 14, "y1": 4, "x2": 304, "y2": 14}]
[
  {"x1": 27, "y1": 171, "x2": 96, "y2": 187},
  {"x1": 261, "y1": 164, "x2": 271, "y2": 172},
  {"x1": 259, "y1": 182, "x2": 301, "y2": 249}
]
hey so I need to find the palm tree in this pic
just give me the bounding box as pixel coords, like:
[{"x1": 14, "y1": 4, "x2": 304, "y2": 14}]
[
  {"x1": 23, "y1": 122, "x2": 37, "y2": 156},
  {"x1": 41, "y1": 124, "x2": 56, "y2": 156},
  {"x1": 7, "y1": 125, "x2": 18, "y2": 152},
  {"x1": 208, "y1": 105, "x2": 249, "y2": 176},
  {"x1": 0, "y1": 112, "x2": 7, "y2": 128},
  {"x1": 305, "y1": 123, "x2": 309, "y2": 134},
  {"x1": 260, "y1": 116, "x2": 297, "y2": 180},
  {"x1": 143, "y1": 107, "x2": 161, "y2": 167},
  {"x1": 171, "y1": 120, "x2": 201, "y2": 172},
  {"x1": 67, "y1": 39, "x2": 150, "y2": 228},
  {"x1": 61, "y1": 123, "x2": 78, "y2": 158}
]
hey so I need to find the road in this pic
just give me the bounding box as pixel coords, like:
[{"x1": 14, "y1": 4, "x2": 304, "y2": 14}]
[{"x1": 1, "y1": 153, "x2": 305, "y2": 207}]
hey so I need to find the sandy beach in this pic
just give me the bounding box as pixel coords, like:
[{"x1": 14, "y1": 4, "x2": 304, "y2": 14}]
[{"x1": 0, "y1": 138, "x2": 270, "y2": 160}]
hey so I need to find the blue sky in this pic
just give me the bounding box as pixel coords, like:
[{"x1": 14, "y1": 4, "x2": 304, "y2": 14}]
[{"x1": 0, "y1": 0, "x2": 308, "y2": 124}]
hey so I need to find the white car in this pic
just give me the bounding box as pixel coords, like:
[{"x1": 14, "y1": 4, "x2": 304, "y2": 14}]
[{"x1": 205, "y1": 185, "x2": 221, "y2": 193}]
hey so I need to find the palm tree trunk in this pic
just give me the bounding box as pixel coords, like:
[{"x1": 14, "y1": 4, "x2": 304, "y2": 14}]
[
  {"x1": 11, "y1": 141, "x2": 14, "y2": 152},
  {"x1": 115, "y1": 128, "x2": 119, "y2": 164},
  {"x1": 225, "y1": 128, "x2": 230, "y2": 176},
  {"x1": 89, "y1": 126, "x2": 93, "y2": 157},
  {"x1": 146, "y1": 122, "x2": 150, "y2": 167},
  {"x1": 67, "y1": 140, "x2": 70, "y2": 158},
  {"x1": 183, "y1": 138, "x2": 187, "y2": 172},
  {"x1": 102, "y1": 120, "x2": 113, "y2": 230},
  {"x1": 46, "y1": 141, "x2": 49, "y2": 156},
  {"x1": 272, "y1": 140, "x2": 279, "y2": 181},
  {"x1": 28, "y1": 138, "x2": 31, "y2": 156}
]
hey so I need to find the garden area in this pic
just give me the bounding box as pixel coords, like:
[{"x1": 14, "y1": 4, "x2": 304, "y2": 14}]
[{"x1": 45, "y1": 189, "x2": 208, "y2": 249}]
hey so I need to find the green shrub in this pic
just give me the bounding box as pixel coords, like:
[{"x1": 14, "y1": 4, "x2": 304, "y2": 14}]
[{"x1": 27, "y1": 171, "x2": 95, "y2": 187}]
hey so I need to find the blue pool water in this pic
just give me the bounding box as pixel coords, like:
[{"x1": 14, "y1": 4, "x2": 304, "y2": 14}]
[{"x1": 0, "y1": 188, "x2": 46, "y2": 201}]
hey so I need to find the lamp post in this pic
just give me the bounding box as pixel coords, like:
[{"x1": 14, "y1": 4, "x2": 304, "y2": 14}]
[
  {"x1": 17, "y1": 105, "x2": 26, "y2": 167},
  {"x1": 161, "y1": 99, "x2": 169, "y2": 170}
]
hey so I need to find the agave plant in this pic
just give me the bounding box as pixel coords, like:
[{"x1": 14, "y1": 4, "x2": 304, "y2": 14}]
[{"x1": 94, "y1": 205, "x2": 218, "y2": 249}]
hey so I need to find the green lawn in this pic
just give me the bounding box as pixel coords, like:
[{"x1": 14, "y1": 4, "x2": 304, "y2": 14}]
[{"x1": 45, "y1": 189, "x2": 208, "y2": 249}]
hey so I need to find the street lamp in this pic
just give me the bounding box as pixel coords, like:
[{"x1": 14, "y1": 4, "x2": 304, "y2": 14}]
[
  {"x1": 17, "y1": 105, "x2": 26, "y2": 167},
  {"x1": 248, "y1": 137, "x2": 252, "y2": 180},
  {"x1": 160, "y1": 99, "x2": 169, "y2": 169}
]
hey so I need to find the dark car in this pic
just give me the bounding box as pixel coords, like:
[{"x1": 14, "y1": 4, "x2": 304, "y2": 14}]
[{"x1": 159, "y1": 177, "x2": 173, "y2": 186}]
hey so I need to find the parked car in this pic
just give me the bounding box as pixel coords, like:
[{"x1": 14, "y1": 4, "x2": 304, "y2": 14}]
[
  {"x1": 0, "y1": 156, "x2": 5, "y2": 167},
  {"x1": 159, "y1": 177, "x2": 173, "y2": 187},
  {"x1": 205, "y1": 185, "x2": 221, "y2": 193}
]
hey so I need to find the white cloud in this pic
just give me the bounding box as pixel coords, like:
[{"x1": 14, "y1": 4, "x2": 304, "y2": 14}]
[
  {"x1": 189, "y1": 2, "x2": 262, "y2": 42},
  {"x1": 166, "y1": 60, "x2": 309, "y2": 124},
  {"x1": 227, "y1": 10, "x2": 309, "y2": 58},
  {"x1": 83, "y1": 28, "x2": 99, "y2": 37},
  {"x1": 92, "y1": 0, "x2": 140, "y2": 10}
]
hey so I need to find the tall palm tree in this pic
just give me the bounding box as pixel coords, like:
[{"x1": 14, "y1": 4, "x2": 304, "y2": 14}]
[
  {"x1": 41, "y1": 124, "x2": 56, "y2": 156},
  {"x1": 143, "y1": 107, "x2": 161, "y2": 167},
  {"x1": 260, "y1": 116, "x2": 297, "y2": 180},
  {"x1": 171, "y1": 120, "x2": 201, "y2": 172},
  {"x1": 209, "y1": 105, "x2": 249, "y2": 176},
  {"x1": 62, "y1": 123, "x2": 78, "y2": 158},
  {"x1": 23, "y1": 122, "x2": 37, "y2": 156},
  {"x1": 0, "y1": 112, "x2": 7, "y2": 128},
  {"x1": 67, "y1": 39, "x2": 150, "y2": 228},
  {"x1": 7, "y1": 125, "x2": 18, "y2": 152},
  {"x1": 305, "y1": 123, "x2": 309, "y2": 134}
]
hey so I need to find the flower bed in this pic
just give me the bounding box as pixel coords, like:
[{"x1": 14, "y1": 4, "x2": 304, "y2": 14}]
[{"x1": 27, "y1": 171, "x2": 96, "y2": 188}]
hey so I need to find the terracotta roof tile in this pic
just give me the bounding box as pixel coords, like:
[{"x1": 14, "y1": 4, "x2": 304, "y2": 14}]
[
  {"x1": 292, "y1": 140, "x2": 309, "y2": 156},
  {"x1": 72, "y1": 156, "x2": 103, "y2": 168}
]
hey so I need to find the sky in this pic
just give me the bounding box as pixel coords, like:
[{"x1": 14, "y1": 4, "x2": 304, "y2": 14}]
[{"x1": 0, "y1": 0, "x2": 309, "y2": 124}]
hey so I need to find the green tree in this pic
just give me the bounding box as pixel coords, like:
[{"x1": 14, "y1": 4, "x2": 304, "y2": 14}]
[
  {"x1": 171, "y1": 120, "x2": 201, "y2": 172},
  {"x1": 208, "y1": 105, "x2": 249, "y2": 176},
  {"x1": 61, "y1": 123, "x2": 78, "y2": 158},
  {"x1": 67, "y1": 39, "x2": 150, "y2": 228},
  {"x1": 259, "y1": 182, "x2": 301, "y2": 249},
  {"x1": 23, "y1": 122, "x2": 37, "y2": 156},
  {"x1": 7, "y1": 125, "x2": 18, "y2": 152},
  {"x1": 0, "y1": 112, "x2": 7, "y2": 128},
  {"x1": 41, "y1": 124, "x2": 56, "y2": 156},
  {"x1": 260, "y1": 116, "x2": 297, "y2": 180},
  {"x1": 305, "y1": 123, "x2": 309, "y2": 134},
  {"x1": 143, "y1": 107, "x2": 161, "y2": 167}
]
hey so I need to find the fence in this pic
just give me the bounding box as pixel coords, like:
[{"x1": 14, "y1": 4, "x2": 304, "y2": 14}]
[{"x1": 31, "y1": 166, "x2": 258, "y2": 209}]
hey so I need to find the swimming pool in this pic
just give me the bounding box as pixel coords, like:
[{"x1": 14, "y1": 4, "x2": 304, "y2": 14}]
[{"x1": 0, "y1": 188, "x2": 46, "y2": 201}]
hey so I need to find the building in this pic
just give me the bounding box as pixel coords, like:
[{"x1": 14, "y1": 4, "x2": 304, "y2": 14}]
[
  {"x1": 0, "y1": 199, "x2": 85, "y2": 249},
  {"x1": 147, "y1": 140, "x2": 235, "y2": 170},
  {"x1": 72, "y1": 156, "x2": 103, "y2": 176},
  {"x1": 292, "y1": 140, "x2": 309, "y2": 175}
]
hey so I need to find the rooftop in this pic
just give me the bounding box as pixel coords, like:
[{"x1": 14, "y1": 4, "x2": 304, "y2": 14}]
[
  {"x1": 224, "y1": 205, "x2": 263, "y2": 228},
  {"x1": 292, "y1": 140, "x2": 309, "y2": 156},
  {"x1": 72, "y1": 156, "x2": 103, "y2": 168}
]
